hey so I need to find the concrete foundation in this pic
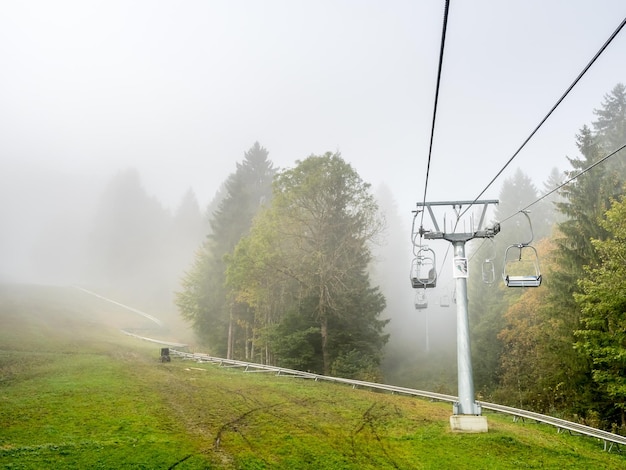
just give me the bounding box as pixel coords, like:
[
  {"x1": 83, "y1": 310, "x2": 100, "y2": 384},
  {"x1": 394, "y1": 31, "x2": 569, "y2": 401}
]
[{"x1": 450, "y1": 415, "x2": 489, "y2": 433}]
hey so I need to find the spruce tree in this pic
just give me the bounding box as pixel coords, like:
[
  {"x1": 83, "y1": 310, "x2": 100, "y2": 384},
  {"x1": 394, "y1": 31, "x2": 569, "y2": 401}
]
[
  {"x1": 176, "y1": 143, "x2": 275, "y2": 355},
  {"x1": 539, "y1": 84, "x2": 626, "y2": 419},
  {"x1": 575, "y1": 195, "x2": 626, "y2": 427}
]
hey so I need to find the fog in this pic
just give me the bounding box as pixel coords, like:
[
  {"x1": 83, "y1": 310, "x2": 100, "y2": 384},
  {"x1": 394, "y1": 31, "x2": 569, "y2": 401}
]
[{"x1": 1, "y1": 1, "x2": 625, "y2": 381}]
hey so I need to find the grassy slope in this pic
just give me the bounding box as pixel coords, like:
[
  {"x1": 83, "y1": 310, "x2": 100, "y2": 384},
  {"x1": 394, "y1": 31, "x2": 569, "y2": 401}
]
[{"x1": 1, "y1": 284, "x2": 625, "y2": 469}]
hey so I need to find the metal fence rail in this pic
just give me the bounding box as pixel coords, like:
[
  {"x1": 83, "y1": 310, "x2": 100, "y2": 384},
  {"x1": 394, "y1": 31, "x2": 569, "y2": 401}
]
[
  {"x1": 478, "y1": 401, "x2": 626, "y2": 452},
  {"x1": 170, "y1": 349, "x2": 626, "y2": 452},
  {"x1": 121, "y1": 329, "x2": 189, "y2": 348}
]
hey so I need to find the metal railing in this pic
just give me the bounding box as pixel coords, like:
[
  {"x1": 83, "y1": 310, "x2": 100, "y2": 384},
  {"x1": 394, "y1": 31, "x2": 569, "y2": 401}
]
[
  {"x1": 170, "y1": 349, "x2": 626, "y2": 453},
  {"x1": 478, "y1": 401, "x2": 626, "y2": 452},
  {"x1": 121, "y1": 329, "x2": 189, "y2": 348}
]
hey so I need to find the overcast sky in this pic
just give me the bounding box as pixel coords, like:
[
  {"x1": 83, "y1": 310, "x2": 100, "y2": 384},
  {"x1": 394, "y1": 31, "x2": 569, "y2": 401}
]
[{"x1": 2, "y1": 0, "x2": 625, "y2": 216}]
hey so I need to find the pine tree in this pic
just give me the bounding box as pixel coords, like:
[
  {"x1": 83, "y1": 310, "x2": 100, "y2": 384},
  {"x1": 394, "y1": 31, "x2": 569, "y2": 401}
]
[
  {"x1": 541, "y1": 128, "x2": 605, "y2": 417},
  {"x1": 556, "y1": 84, "x2": 626, "y2": 425},
  {"x1": 176, "y1": 143, "x2": 275, "y2": 355},
  {"x1": 536, "y1": 84, "x2": 626, "y2": 420},
  {"x1": 593, "y1": 83, "x2": 626, "y2": 161},
  {"x1": 575, "y1": 195, "x2": 626, "y2": 428},
  {"x1": 167, "y1": 188, "x2": 205, "y2": 297}
]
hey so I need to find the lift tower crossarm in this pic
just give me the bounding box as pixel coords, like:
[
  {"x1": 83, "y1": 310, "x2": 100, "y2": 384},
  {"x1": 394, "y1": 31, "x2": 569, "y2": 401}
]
[{"x1": 415, "y1": 200, "x2": 499, "y2": 241}]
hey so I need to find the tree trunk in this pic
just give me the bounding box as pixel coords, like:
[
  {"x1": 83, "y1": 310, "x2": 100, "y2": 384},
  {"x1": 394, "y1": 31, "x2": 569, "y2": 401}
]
[
  {"x1": 321, "y1": 314, "x2": 329, "y2": 375},
  {"x1": 247, "y1": 325, "x2": 252, "y2": 360},
  {"x1": 227, "y1": 313, "x2": 233, "y2": 359}
]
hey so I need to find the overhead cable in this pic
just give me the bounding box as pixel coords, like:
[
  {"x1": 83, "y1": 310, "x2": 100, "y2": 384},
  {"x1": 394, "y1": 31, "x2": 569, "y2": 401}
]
[
  {"x1": 454, "y1": 142, "x2": 626, "y2": 273},
  {"x1": 459, "y1": 14, "x2": 626, "y2": 219},
  {"x1": 418, "y1": 0, "x2": 451, "y2": 233},
  {"x1": 499, "y1": 142, "x2": 626, "y2": 225}
]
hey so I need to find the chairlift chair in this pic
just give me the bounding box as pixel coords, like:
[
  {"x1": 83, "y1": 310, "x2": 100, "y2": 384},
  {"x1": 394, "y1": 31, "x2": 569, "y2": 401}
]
[
  {"x1": 503, "y1": 211, "x2": 542, "y2": 288},
  {"x1": 410, "y1": 246, "x2": 437, "y2": 289},
  {"x1": 414, "y1": 289, "x2": 428, "y2": 310},
  {"x1": 481, "y1": 237, "x2": 497, "y2": 285},
  {"x1": 503, "y1": 244, "x2": 542, "y2": 287},
  {"x1": 440, "y1": 294, "x2": 450, "y2": 308},
  {"x1": 482, "y1": 259, "x2": 496, "y2": 284}
]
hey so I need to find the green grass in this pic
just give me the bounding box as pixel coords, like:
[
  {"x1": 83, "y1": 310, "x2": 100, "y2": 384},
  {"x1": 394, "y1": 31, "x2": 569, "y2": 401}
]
[{"x1": 1, "y1": 284, "x2": 626, "y2": 469}]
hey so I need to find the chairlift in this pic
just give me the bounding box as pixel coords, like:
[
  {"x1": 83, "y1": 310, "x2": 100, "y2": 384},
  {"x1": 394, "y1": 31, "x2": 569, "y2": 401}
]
[
  {"x1": 414, "y1": 289, "x2": 428, "y2": 310},
  {"x1": 481, "y1": 238, "x2": 496, "y2": 285},
  {"x1": 482, "y1": 260, "x2": 495, "y2": 284},
  {"x1": 440, "y1": 294, "x2": 450, "y2": 308},
  {"x1": 503, "y1": 211, "x2": 542, "y2": 288},
  {"x1": 410, "y1": 246, "x2": 437, "y2": 289}
]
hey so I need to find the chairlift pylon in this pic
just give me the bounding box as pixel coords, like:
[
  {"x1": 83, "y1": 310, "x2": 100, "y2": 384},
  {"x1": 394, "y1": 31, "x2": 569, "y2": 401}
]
[
  {"x1": 503, "y1": 211, "x2": 542, "y2": 287},
  {"x1": 410, "y1": 245, "x2": 437, "y2": 289}
]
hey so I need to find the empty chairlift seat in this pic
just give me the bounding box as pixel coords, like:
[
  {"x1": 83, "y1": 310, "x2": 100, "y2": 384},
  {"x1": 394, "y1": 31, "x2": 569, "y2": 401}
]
[
  {"x1": 414, "y1": 290, "x2": 428, "y2": 309},
  {"x1": 502, "y1": 211, "x2": 542, "y2": 288},
  {"x1": 410, "y1": 247, "x2": 437, "y2": 289},
  {"x1": 503, "y1": 244, "x2": 542, "y2": 288},
  {"x1": 505, "y1": 273, "x2": 542, "y2": 287}
]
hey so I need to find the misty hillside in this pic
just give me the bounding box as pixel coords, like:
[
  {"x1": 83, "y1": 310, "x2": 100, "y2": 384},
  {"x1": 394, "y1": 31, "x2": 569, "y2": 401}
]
[
  {"x1": 2, "y1": 283, "x2": 626, "y2": 469},
  {"x1": 2, "y1": 0, "x2": 626, "y2": 445}
]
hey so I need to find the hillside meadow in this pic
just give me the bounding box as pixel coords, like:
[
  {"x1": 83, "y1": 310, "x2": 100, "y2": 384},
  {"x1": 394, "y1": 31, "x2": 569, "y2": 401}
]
[{"x1": 1, "y1": 284, "x2": 625, "y2": 469}]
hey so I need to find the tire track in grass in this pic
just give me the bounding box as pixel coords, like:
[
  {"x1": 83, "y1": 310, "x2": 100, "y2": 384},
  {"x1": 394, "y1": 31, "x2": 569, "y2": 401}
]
[
  {"x1": 214, "y1": 402, "x2": 286, "y2": 450},
  {"x1": 352, "y1": 402, "x2": 402, "y2": 469}
]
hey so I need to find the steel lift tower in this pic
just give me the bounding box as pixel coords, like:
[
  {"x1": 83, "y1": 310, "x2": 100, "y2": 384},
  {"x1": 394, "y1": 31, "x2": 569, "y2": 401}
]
[{"x1": 415, "y1": 199, "x2": 499, "y2": 432}]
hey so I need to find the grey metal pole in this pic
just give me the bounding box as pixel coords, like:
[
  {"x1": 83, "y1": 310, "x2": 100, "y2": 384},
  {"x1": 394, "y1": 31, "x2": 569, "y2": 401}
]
[
  {"x1": 425, "y1": 309, "x2": 430, "y2": 354},
  {"x1": 416, "y1": 199, "x2": 497, "y2": 430},
  {"x1": 454, "y1": 241, "x2": 478, "y2": 415}
]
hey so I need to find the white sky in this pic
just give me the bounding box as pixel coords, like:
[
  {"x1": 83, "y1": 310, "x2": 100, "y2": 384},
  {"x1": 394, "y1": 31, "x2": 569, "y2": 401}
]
[{"x1": 1, "y1": 0, "x2": 625, "y2": 216}]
